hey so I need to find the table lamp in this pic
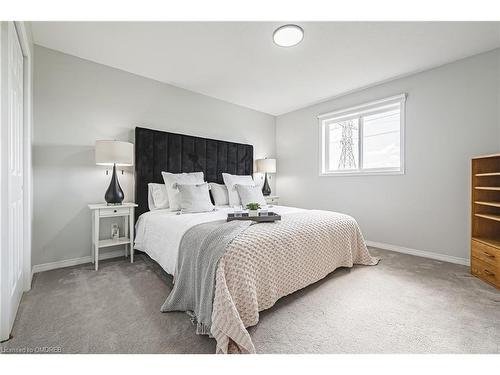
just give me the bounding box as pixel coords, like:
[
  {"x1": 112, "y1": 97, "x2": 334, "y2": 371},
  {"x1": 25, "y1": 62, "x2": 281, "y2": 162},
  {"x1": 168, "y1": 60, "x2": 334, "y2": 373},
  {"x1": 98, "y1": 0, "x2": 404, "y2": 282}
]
[
  {"x1": 256, "y1": 158, "x2": 276, "y2": 196},
  {"x1": 95, "y1": 140, "x2": 133, "y2": 205}
]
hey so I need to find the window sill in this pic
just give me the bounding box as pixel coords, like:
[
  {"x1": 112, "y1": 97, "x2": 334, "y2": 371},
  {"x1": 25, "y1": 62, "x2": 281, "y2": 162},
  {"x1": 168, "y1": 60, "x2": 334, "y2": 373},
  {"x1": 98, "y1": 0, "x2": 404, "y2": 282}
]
[{"x1": 319, "y1": 169, "x2": 404, "y2": 177}]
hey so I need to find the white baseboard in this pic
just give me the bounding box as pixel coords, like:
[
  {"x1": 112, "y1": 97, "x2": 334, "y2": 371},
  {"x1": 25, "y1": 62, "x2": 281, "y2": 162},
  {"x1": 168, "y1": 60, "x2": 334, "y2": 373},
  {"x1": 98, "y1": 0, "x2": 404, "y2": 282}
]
[
  {"x1": 31, "y1": 241, "x2": 469, "y2": 274},
  {"x1": 365, "y1": 240, "x2": 470, "y2": 266},
  {"x1": 32, "y1": 249, "x2": 126, "y2": 274}
]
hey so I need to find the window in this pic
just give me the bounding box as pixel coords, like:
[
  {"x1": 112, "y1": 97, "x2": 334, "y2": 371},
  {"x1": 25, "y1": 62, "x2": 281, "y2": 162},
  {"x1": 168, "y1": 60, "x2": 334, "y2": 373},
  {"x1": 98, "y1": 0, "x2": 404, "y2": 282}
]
[{"x1": 319, "y1": 94, "x2": 406, "y2": 176}]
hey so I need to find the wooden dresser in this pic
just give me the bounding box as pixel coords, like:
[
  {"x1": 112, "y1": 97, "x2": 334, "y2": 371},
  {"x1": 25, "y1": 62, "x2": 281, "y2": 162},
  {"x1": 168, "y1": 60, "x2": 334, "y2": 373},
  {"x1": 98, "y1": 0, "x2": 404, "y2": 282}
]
[{"x1": 471, "y1": 153, "x2": 500, "y2": 289}]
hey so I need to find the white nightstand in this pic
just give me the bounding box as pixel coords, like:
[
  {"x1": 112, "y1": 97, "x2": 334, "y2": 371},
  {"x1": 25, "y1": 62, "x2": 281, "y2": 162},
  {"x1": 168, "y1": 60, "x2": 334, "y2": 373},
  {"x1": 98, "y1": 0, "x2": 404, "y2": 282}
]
[
  {"x1": 88, "y1": 203, "x2": 138, "y2": 271},
  {"x1": 264, "y1": 195, "x2": 279, "y2": 206}
]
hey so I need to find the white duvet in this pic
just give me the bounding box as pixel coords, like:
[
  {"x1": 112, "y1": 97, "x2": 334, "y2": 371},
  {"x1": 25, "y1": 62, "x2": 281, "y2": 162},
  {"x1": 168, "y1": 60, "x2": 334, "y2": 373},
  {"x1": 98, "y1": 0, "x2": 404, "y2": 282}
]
[{"x1": 134, "y1": 205, "x2": 304, "y2": 276}]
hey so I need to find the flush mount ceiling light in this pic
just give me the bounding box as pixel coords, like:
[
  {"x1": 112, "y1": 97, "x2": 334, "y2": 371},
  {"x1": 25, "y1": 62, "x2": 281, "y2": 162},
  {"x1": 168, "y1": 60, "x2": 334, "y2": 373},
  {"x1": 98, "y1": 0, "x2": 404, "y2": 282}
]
[{"x1": 273, "y1": 24, "x2": 304, "y2": 47}]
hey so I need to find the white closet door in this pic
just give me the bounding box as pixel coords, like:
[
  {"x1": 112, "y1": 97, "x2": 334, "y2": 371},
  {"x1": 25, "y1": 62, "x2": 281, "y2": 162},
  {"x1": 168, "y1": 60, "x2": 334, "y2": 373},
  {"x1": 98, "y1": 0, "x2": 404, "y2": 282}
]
[{"x1": 1, "y1": 22, "x2": 24, "y2": 340}]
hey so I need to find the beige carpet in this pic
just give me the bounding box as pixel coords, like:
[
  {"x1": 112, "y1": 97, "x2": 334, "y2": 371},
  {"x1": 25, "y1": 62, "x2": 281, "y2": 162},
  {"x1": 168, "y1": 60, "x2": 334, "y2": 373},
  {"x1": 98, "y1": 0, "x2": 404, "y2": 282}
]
[{"x1": 2, "y1": 248, "x2": 499, "y2": 354}]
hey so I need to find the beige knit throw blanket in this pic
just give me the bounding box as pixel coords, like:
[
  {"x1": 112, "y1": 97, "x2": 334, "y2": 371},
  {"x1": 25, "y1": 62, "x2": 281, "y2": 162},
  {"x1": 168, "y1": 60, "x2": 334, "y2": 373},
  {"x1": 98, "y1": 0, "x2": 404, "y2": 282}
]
[{"x1": 210, "y1": 210, "x2": 379, "y2": 354}]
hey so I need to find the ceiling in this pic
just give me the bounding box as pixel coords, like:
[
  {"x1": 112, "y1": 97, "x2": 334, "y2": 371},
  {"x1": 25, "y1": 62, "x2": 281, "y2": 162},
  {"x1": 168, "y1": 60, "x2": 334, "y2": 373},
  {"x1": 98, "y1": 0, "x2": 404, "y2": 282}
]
[{"x1": 31, "y1": 22, "x2": 500, "y2": 116}]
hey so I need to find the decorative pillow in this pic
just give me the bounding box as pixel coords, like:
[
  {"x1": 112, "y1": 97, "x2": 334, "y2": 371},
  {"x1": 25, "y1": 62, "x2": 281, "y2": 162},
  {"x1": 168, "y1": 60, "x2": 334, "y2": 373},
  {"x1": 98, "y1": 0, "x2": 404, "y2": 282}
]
[
  {"x1": 208, "y1": 183, "x2": 229, "y2": 206},
  {"x1": 148, "y1": 183, "x2": 169, "y2": 210},
  {"x1": 235, "y1": 184, "x2": 267, "y2": 207},
  {"x1": 222, "y1": 173, "x2": 255, "y2": 206},
  {"x1": 177, "y1": 183, "x2": 215, "y2": 213},
  {"x1": 161, "y1": 171, "x2": 204, "y2": 211}
]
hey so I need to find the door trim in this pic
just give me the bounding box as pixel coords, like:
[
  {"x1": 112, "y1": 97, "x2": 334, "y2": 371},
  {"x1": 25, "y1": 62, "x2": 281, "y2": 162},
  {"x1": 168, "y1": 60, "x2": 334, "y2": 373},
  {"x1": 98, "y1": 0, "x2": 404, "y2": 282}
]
[{"x1": 14, "y1": 21, "x2": 33, "y2": 292}]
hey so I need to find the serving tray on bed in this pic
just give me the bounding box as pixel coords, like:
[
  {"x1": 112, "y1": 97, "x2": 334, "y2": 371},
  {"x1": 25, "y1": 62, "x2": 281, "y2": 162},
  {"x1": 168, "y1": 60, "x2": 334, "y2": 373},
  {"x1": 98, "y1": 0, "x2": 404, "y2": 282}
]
[{"x1": 227, "y1": 212, "x2": 281, "y2": 223}]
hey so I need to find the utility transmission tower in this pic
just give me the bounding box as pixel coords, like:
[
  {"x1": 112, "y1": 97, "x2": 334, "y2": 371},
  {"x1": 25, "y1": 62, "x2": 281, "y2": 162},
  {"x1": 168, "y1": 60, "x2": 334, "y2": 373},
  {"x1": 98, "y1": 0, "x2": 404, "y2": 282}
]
[{"x1": 338, "y1": 120, "x2": 357, "y2": 169}]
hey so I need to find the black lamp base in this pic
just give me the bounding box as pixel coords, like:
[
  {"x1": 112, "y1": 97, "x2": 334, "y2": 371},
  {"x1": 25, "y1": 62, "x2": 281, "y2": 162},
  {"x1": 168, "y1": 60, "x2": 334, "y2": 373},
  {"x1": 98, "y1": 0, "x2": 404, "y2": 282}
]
[
  {"x1": 105, "y1": 164, "x2": 124, "y2": 205},
  {"x1": 262, "y1": 172, "x2": 271, "y2": 196}
]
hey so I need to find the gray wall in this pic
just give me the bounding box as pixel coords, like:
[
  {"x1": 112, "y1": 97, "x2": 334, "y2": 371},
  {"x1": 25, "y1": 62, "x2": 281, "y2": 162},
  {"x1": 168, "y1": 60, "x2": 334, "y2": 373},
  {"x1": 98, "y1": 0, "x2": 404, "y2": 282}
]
[
  {"x1": 34, "y1": 44, "x2": 500, "y2": 266},
  {"x1": 276, "y1": 49, "x2": 500, "y2": 261},
  {"x1": 33, "y1": 46, "x2": 276, "y2": 266}
]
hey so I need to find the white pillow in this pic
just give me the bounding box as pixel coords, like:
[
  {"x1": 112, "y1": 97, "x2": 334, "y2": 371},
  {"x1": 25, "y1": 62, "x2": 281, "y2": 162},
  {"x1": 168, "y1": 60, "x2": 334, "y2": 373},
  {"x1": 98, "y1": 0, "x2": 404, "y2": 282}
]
[
  {"x1": 177, "y1": 183, "x2": 215, "y2": 213},
  {"x1": 161, "y1": 171, "x2": 204, "y2": 211},
  {"x1": 148, "y1": 183, "x2": 169, "y2": 210},
  {"x1": 235, "y1": 184, "x2": 267, "y2": 207},
  {"x1": 208, "y1": 183, "x2": 229, "y2": 206},
  {"x1": 222, "y1": 173, "x2": 255, "y2": 206}
]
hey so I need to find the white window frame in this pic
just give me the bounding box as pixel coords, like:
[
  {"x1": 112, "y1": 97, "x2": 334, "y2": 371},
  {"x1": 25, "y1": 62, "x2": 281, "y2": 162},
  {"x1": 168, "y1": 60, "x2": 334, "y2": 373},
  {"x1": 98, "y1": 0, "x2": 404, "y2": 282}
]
[{"x1": 318, "y1": 93, "x2": 406, "y2": 177}]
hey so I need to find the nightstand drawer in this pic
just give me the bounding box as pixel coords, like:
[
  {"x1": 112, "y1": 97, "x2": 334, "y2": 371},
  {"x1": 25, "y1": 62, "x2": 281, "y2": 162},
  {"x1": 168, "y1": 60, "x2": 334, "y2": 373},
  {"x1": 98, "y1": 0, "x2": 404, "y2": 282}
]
[
  {"x1": 99, "y1": 207, "x2": 130, "y2": 217},
  {"x1": 265, "y1": 196, "x2": 279, "y2": 204}
]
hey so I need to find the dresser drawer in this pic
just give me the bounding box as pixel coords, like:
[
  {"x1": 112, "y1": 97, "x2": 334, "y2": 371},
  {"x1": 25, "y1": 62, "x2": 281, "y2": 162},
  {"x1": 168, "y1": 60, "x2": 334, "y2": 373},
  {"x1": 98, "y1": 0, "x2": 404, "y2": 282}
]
[
  {"x1": 99, "y1": 207, "x2": 130, "y2": 217},
  {"x1": 471, "y1": 240, "x2": 500, "y2": 268},
  {"x1": 471, "y1": 258, "x2": 499, "y2": 288}
]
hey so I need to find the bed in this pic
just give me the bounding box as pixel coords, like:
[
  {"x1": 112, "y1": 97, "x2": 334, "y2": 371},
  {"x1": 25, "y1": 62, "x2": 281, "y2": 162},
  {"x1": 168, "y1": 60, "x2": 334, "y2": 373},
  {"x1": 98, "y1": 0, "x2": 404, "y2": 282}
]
[{"x1": 134, "y1": 127, "x2": 378, "y2": 353}]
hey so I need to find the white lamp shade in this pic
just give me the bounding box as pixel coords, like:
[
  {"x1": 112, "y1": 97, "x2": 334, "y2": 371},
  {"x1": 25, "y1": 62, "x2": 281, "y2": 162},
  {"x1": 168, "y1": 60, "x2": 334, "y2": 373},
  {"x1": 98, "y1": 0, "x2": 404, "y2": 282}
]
[
  {"x1": 256, "y1": 158, "x2": 276, "y2": 173},
  {"x1": 95, "y1": 140, "x2": 134, "y2": 166}
]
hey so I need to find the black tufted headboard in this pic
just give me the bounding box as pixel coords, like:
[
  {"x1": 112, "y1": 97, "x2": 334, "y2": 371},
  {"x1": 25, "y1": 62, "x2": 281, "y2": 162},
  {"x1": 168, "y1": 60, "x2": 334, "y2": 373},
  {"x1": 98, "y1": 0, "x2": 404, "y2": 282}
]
[{"x1": 134, "y1": 127, "x2": 254, "y2": 222}]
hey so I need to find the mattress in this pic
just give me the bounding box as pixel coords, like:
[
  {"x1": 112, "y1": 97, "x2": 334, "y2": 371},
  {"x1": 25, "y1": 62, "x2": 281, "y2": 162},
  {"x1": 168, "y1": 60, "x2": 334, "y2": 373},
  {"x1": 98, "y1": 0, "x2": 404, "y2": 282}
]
[{"x1": 134, "y1": 205, "x2": 304, "y2": 276}]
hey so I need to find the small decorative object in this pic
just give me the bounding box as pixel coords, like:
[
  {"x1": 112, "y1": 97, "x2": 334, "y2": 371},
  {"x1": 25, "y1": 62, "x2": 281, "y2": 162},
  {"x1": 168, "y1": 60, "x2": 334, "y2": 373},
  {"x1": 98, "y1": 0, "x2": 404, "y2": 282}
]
[
  {"x1": 259, "y1": 207, "x2": 269, "y2": 217},
  {"x1": 233, "y1": 205, "x2": 243, "y2": 218},
  {"x1": 95, "y1": 140, "x2": 134, "y2": 205},
  {"x1": 256, "y1": 158, "x2": 276, "y2": 196},
  {"x1": 111, "y1": 224, "x2": 120, "y2": 240},
  {"x1": 246, "y1": 202, "x2": 261, "y2": 217}
]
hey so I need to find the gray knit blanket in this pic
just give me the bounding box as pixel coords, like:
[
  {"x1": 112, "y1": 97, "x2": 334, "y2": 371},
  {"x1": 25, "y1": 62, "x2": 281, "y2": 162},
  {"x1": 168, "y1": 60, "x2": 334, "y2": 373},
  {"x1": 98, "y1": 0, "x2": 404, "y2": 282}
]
[{"x1": 160, "y1": 219, "x2": 253, "y2": 335}]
